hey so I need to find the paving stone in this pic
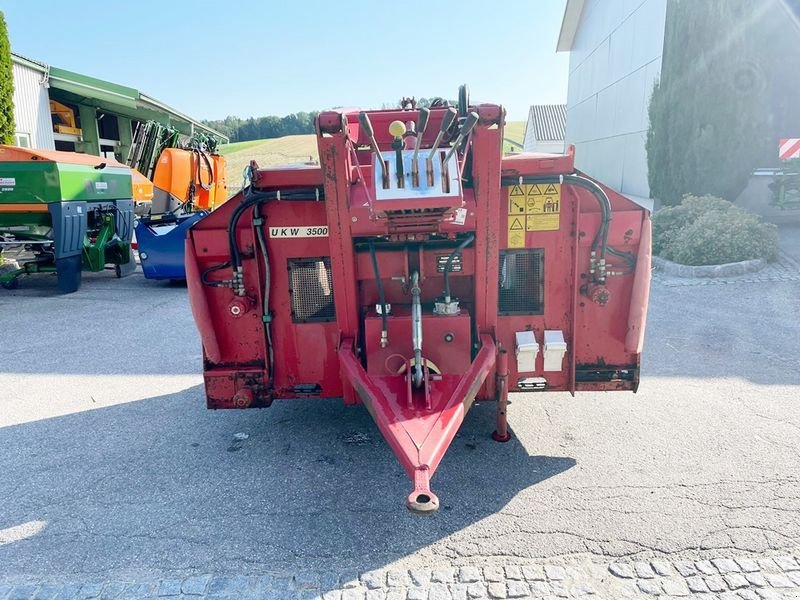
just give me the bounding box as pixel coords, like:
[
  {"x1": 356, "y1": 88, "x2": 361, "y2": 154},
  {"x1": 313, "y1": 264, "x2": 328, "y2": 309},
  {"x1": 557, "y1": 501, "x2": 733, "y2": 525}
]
[
  {"x1": 340, "y1": 573, "x2": 361, "y2": 589},
  {"x1": 385, "y1": 590, "x2": 406, "y2": 600},
  {"x1": 521, "y1": 565, "x2": 546, "y2": 581},
  {"x1": 755, "y1": 590, "x2": 783, "y2": 600},
  {"x1": 458, "y1": 568, "x2": 481, "y2": 584},
  {"x1": 99, "y1": 582, "x2": 127, "y2": 599},
  {"x1": 185, "y1": 576, "x2": 218, "y2": 597},
  {"x1": 31, "y1": 585, "x2": 68, "y2": 600},
  {"x1": 713, "y1": 559, "x2": 741, "y2": 574},
  {"x1": 322, "y1": 592, "x2": 343, "y2": 600},
  {"x1": 301, "y1": 590, "x2": 323, "y2": 600},
  {"x1": 486, "y1": 583, "x2": 506, "y2": 599},
  {"x1": 483, "y1": 568, "x2": 504, "y2": 583},
  {"x1": 637, "y1": 579, "x2": 661, "y2": 596},
  {"x1": 705, "y1": 576, "x2": 727, "y2": 593},
  {"x1": 157, "y1": 580, "x2": 182, "y2": 597},
  {"x1": 675, "y1": 561, "x2": 698, "y2": 578},
  {"x1": 120, "y1": 583, "x2": 153, "y2": 599},
  {"x1": 505, "y1": 581, "x2": 529, "y2": 598},
  {"x1": 775, "y1": 556, "x2": 800, "y2": 571},
  {"x1": 609, "y1": 563, "x2": 636, "y2": 579},
  {"x1": 0, "y1": 585, "x2": 12, "y2": 599},
  {"x1": 77, "y1": 584, "x2": 105, "y2": 599},
  {"x1": 366, "y1": 589, "x2": 387, "y2": 600},
  {"x1": 387, "y1": 570, "x2": 412, "y2": 588},
  {"x1": 503, "y1": 567, "x2": 523, "y2": 581},
  {"x1": 466, "y1": 583, "x2": 487, "y2": 599},
  {"x1": 342, "y1": 589, "x2": 367, "y2": 600},
  {"x1": 635, "y1": 562, "x2": 657, "y2": 579},
  {"x1": 686, "y1": 577, "x2": 709, "y2": 593},
  {"x1": 764, "y1": 573, "x2": 793, "y2": 588},
  {"x1": 294, "y1": 572, "x2": 321, "y2": 590},
  {"x1": 544, "y1": 565, "x2": 566, "y2": 581},
  {"x1": 528, "y1": 581, "x2": 550, "y2": 597},
  {"x1": 570, "y1": 583, "x2": 595, "y2": 597},
  {"x1": 9, "y1": 587, "x2": 40, "y2": 600},
  {"x1": 449, "y1": 583, "x2": 468, "y2": 600},
  {"x1": 427, "y1": 584, "x2": 451, "y2": 600},
  {"x1": 757, "y1": 559, "x2": 780, "y2": 573},
  {"x1": 430, "y1": 569, "x2": 455, "y2": 584},
  {"x1": 789, "y1": 571, "x2": 800, "y2": 586},
  {"x1": 407, "y1": 589, "x2": 427, "y2": 600},
  {"x1": 745, "y1": 573, "x2": 768, "y2": 588},
  {"x1": 735, "y1": 558, "x2": 760, "y2": 573},
  {"x1": 50, "y1": 584, "x2": 83, "y2": 600},
  {"x1": 206, "y1": 575, "x2": 249, "y2": 596},
  {"x1": 651, "y1": 560, "x2": 673, "y2": 576},
  {"x1": 696, "y1": 561, "x2": 718, "y2": 576},
  {"x1": 724, "y1": 574, "x2": 749, "y2": 590},
  {"x1": 410, "y1": 569, "x2": 432, "y2": 587},
  {"x1": 661, "y1": 578, "x2": 690, "y2": 596},
  {"x1": 549, "y1": 581, "x2": 570, "y2": 598},
  {"x1": 738, "y1": 591, "x2": 760, "y2": 600},
  {"x1": 359, "y1": 572, "x2": 385, "y2": 590}
]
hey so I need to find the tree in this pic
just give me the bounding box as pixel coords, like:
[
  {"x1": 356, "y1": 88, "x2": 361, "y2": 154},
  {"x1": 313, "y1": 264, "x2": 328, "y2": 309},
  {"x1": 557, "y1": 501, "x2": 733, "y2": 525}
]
[
  {"x1": 0, "y1": 11, "x2": 14, "y2": 145},
  {"x1": 647, "y1": 0, "x2": 782, "y2": 205}
]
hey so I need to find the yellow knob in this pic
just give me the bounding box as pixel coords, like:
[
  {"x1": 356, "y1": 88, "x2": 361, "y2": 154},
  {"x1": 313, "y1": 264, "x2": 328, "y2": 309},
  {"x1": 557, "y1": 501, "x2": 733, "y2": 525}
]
[{"x1": 389, "y1": 120, "x2": 406, "y2": 138}]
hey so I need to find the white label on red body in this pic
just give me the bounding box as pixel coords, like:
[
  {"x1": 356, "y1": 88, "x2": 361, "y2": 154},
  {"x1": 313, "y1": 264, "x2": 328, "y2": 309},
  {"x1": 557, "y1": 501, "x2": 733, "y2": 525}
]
[{"x1": 269, "y1": 226, "x2": 329, "y2": 238}]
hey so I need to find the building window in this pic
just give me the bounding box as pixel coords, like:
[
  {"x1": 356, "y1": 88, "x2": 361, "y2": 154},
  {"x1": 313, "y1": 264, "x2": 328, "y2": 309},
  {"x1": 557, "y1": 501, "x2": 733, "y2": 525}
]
[{"x1": 15, "y1": 133, "x2": 31, "y2": 148}]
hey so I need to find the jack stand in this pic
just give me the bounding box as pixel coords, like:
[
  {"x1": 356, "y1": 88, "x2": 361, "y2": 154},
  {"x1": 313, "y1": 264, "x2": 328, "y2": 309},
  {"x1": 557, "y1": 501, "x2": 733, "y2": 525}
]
[{"x1": 492, "y1": 349, "x2": 512, "y2": 442}]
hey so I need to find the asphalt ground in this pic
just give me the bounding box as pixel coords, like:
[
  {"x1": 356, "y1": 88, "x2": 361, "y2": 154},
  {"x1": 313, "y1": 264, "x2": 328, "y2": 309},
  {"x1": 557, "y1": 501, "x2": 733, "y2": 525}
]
[{"x1": 1, "y1": 230, "x2": 799, "y2": 589}]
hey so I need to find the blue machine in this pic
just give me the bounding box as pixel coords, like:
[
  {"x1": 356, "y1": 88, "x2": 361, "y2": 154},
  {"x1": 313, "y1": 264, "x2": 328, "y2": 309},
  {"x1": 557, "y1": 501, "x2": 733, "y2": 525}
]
[{"x1": 135, "y1": 212, "x2": 208, "y2": 280}]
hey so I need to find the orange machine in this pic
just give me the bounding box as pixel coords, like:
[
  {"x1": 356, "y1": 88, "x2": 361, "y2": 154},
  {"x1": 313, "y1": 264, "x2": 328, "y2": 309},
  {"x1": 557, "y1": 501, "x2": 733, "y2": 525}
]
[{"x1": 152, "y1": 148, "x2": 227, "y2": 212}]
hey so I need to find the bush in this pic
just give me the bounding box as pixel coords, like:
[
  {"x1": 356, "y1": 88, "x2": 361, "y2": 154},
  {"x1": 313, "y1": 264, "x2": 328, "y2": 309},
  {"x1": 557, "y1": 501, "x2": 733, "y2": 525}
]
[{"x1": 653, "y1": 194, "x2": 779, "y2": 265}]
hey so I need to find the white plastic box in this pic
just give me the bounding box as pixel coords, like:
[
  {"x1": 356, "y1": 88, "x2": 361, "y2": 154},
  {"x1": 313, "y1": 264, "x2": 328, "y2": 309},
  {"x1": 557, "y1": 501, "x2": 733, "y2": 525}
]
[
  {"x1": 543, "y1": 330, "x2": 567, "y2": 371},
  {"x1": 515, "y1": 331, "x2": 539, "y2": 372}
]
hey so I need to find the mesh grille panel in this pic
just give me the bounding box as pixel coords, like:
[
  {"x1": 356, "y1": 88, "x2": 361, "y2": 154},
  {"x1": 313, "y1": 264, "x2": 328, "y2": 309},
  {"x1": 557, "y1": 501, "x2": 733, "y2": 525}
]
[
  {"x1": 498, "y1": 249, "x2": 544, "y2": 315},
  {"x1": 288, "y1": 257, "x2": 336, "y2": 323}
]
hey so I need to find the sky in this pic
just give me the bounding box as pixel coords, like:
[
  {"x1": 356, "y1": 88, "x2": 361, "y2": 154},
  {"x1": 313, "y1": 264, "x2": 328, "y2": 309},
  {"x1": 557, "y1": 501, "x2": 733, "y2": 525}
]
[{"x1": 2, "y1": 0, "x2": 569, "y2": 122}]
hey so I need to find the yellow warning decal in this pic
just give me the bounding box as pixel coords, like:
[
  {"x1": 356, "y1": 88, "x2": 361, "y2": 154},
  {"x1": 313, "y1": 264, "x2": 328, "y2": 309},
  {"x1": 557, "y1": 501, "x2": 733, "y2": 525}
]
[
  {"x1": 507, "y1": 216, "x2": 525, "y2": 248},
  {"x1": 506, "y1": 183, "x2": 562, "y2": 243},
  {"x1": 525, "y1": 183, "x2": 561, "y2": 231}
]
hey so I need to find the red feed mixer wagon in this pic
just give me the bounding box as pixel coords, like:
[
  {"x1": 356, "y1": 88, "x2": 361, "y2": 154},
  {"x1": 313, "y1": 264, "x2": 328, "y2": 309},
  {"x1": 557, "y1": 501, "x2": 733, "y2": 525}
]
[{"x1": 186, "y1": 88, "x2": 652, "y2": 512}]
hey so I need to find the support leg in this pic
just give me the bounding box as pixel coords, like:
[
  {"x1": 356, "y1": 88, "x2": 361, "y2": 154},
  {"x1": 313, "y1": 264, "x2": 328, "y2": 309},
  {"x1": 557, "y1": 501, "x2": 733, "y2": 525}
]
[{"x1": 492, "y1": 349, "x2": 511, "y2": 442}]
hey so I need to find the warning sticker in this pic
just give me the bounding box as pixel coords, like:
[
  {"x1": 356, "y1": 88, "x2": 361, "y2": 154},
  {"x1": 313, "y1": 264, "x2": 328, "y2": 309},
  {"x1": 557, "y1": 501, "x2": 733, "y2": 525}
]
[
  {"x1": 508, "y1": 185, "x2": 527, "y2": 215},
  {"x1": 506, "y1": 183, "x2": 562, "y2": 243},
  {"x1": 507, "y1": 216, "x2": 525, "y2": 248}
]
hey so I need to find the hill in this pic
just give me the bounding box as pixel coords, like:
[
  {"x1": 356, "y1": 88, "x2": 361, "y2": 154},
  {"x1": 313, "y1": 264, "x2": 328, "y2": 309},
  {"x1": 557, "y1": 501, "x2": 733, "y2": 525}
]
[{"x1": 219, "y1": 121, "x2": 527, "y2": 195}]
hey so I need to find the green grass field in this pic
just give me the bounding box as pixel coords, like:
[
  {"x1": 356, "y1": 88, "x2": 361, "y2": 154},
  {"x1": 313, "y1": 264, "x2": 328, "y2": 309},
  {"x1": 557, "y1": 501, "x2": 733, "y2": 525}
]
[{"x1": 219, "y1": 121, "x2": 527, "y2": 195}]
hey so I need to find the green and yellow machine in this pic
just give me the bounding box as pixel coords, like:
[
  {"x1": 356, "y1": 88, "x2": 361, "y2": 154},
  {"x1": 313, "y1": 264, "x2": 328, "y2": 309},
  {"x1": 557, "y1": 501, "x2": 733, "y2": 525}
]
[{"x1": 0, "y1": 146, "x2": 141, "y2": 293}]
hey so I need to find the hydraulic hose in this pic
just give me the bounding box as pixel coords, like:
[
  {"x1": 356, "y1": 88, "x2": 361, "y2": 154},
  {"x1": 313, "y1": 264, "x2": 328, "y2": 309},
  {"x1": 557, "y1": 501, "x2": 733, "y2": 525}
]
[
  {"x1": 443, "y1": 234, "x2": 475, "y2": 303},
  {"x1": 501, "y1": 174, "x2": 611, "y2": 258},
  {"x1": 369, "y1": 241, "x2": 388, "y2": 347},
  {"x1": 253, "y1": 202, "x2": 274, "y2": 385}
]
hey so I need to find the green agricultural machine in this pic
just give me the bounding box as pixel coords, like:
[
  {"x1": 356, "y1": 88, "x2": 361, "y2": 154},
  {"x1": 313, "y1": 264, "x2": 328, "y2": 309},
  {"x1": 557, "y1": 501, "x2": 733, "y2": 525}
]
[{"x1": 0, "y1": 146, "x2": 139, "y2": 293}]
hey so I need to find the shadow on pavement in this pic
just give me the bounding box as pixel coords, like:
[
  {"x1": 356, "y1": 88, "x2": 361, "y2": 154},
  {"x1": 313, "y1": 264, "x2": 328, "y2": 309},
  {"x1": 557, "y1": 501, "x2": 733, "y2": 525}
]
[{"x1": 0, "y1": 385, "x2": 575, "y2": 586}]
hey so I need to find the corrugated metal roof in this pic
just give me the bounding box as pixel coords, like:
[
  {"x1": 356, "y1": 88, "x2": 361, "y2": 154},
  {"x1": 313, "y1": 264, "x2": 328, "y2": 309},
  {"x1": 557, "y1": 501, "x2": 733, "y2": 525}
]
[{"x1": 527, "y1": 105, "x2": 567, "y2": 142}]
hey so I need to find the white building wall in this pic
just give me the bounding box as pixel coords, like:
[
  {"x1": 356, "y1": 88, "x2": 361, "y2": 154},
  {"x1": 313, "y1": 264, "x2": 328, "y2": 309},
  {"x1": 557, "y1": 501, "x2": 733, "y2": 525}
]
[
  {"x1": 12, "y1": 61, "x2": 55, "y2": 150},
  {"x1": 564, "y1": 0, "x2": 666, "y2": 198}
]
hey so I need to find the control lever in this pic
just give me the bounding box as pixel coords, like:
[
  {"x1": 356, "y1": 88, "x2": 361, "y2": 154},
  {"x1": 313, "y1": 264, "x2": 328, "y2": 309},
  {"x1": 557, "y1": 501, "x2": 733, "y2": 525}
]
[
  {"x1": 411, "y1": 108, "x2": 430, "y2": 187},
  {"x1": 426, "y1": 107, "x2": 458, "y2": 184},
  {"x1": 426, "y1": 107, "x2": 458, "y2": 162},
  {"x1": 359, "y1": 112, "x2": 388, "y2": 187},
  {"x1": 389, "y1": 120, "x2": 407, "y2": 188},
  {"x1": 442, "y1": 111, "x2": 480, "y2": 166}
]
